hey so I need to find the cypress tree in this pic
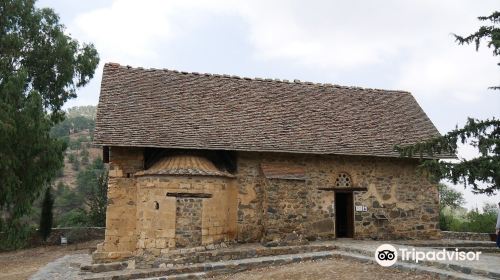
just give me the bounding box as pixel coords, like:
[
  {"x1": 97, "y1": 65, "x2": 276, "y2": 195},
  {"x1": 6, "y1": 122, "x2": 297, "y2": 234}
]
[{"x1": 39, "y1": 187, "x2": 54, "y2": 241}]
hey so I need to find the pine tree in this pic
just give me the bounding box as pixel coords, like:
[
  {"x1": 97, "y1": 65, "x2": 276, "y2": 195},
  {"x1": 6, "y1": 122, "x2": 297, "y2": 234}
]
[
  {"x1": 454, "y1": 11, "x2": 500, "y2": 90},
  {"x1": 397, "y1": 11, "x2": 500, "y2": 194},
  {"x1": 39, "y1": 187, "x2": 54, "y2": 241}
]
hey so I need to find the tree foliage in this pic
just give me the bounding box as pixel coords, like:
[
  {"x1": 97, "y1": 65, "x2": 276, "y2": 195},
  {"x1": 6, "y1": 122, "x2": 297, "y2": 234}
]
[
  {"x1": 438, "y1": 183, "x2": 465, "y2": 210},
  {"x1": 0, "y1": 0, "x2": 100, "y2": 118},
  {"x1": 397, "y1": 118, "x2": 500, "y2": 194},
  {"x1": 397, "y1": 12, "x2": 500, "y2": 194},
  {"x1": 53, "y1": 158, "x2": 107, "y2": 227},
  {"x1": 77, "y1": 158, "x2": 107, "y2": 227},
  {"x1": 39, "y1": 187, "x2": 53, "y2": 241},
  {"x1": 0, "y1": 0, "x2": 99, "y2": 242},
  {"x1": 454, "y1": 11, "x2": 500, "y2": 90},
  {"x1": 66, "y1": 105, "x2": 97, "y2": 120},
  {"x1": 440, "y1": 203, "x2": 497, "y2": 233},
  {"x1": 50, "y1": 116, "x2": 95, "y2": 138},
  {"x1": 438, "y1": 183, "x2": 465, "y2": 231},
  {"x1": 87, "y1": 166, "x2": 108, "y2": 227},
  {"x1": 0, "y1": 75, "x2": 65, "y2": 229}
]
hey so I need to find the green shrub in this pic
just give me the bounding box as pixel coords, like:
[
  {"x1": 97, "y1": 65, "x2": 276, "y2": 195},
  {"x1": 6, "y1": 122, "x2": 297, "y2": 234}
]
[
  {"x1": 81, "y1": 148, "x2": 90, "y2": 165},
  {"x1": 69, "y1": 139, "x2": 82, "y2": 150},
  {"x1": 0, "y1": 223, "x2": 35, "y2": 251},
  {"x1": 72, "y1": 158, "x2": 80, "y2": 171},
  {"x1": 68, "y1": 153, "x2": 76, "y2": 163},
  {"x1": 57, "y1": 209, "x2": 88, "y2": 227},
  {"x1": 440, "y1": 203, "x2": 497, "y2": 233}
]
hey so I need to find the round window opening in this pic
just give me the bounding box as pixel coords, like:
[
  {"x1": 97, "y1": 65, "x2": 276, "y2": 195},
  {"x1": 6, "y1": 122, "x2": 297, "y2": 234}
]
[{"x1": 335, "y1": 172, "x2": 352, "y2": 187}]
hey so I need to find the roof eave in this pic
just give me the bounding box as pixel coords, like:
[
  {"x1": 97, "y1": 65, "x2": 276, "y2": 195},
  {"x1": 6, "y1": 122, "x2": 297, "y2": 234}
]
[{"x1": 93, "y1": 141, "x2": 456, "y2": 160}]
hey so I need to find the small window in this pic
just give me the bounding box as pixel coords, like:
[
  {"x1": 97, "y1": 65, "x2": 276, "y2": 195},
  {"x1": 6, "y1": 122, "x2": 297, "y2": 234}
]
[{"x1": 335, "y1": 172, "x2": 352, "y2": 188}]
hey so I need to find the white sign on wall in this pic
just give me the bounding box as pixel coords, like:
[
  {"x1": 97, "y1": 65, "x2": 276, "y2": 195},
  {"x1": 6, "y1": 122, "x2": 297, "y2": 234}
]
[{"x1": 355, "y1": 205, "x2": 368, "y2": 212}]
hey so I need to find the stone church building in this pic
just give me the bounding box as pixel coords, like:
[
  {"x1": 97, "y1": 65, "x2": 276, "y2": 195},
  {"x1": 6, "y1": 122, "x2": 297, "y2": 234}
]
[{"x1": 92, "y1": 62, "x2": 448, "y2": 262}]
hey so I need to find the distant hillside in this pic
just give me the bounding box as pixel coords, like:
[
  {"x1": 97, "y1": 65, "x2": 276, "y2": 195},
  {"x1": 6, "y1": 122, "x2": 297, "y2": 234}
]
[
  {"x1": 51, "y1": 106, "x2": 101, "y2": 189},
  {"x1": 26, "y1": 106, "x2": 106, "y2": 228},
  {"x1": 66, "y1": 105, "x2": 97, "y2": 120}
]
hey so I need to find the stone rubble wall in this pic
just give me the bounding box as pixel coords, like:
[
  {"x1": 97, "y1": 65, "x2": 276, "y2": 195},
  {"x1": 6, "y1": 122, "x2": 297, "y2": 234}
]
[
  {"x1": 23, "y1": 227, "x2": 105, "y2": 247},
  {"x1": 441, "y1": 231, "x2": 493, "y2": 241},
  {"x1": 235, "y1": 158, "x2": 265, "y2": 242},
  {"x1": 263, "y1": 179, "x2": 308, "y2": 243},
  {"x1": 175, "y1": 198, "x2": 203, "y2": 248},
  {"x1": 236, "y1": 152, "x2": 440, "y2": 243}
]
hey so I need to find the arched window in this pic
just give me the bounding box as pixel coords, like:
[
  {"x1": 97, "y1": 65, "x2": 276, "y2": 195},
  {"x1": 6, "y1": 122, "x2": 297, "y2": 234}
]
[{"x1": 335, "y1": 172, "x2": 352, "y2": 188}]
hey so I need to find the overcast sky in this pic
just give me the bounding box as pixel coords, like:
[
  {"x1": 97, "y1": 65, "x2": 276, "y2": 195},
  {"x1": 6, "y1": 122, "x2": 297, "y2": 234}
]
[{"x1": 37, "y1": 0, "x2": 500, "y2": 210}]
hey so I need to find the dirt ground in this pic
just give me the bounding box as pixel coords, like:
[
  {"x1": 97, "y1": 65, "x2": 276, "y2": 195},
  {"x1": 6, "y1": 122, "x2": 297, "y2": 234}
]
[
  {"x1": 0, "y1": 240, "x2": 100, "y2": 280},
  {"x1": 215, "y1": 257, "x2": 435, "y2": 280}
]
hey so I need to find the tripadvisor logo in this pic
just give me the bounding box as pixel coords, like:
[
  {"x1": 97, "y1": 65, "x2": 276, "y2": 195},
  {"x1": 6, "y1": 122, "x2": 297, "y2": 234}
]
[
  {"x1": 374, "y1": 244, "x2": 482, "y2": 267},
  {"x1": 375, "y1": 244, "x2": 398, "y2": 267}
]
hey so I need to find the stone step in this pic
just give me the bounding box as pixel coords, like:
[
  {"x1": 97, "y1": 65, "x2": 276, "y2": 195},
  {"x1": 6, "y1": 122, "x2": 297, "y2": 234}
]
[
  {"x1": 439, "y1": 247, "x2": 500, "y2": 254},
  {"x1": 83, "y1": 242, "x2": 336, "y2": 273},
  {"x1": 83, "y1": 249, "x2": 492, "y2": 280},
  {"x1": 334, "y1": 243, "x2": 500, "y2": 280},
  {"x1": 81, "y1": 261, "x2": 129, "y2": 273},
  {"x1": 141, "y1": 272, "x2": 206, "y2": 280},
  {"x1": 396, "y1": 241, "x2": 498, "y2": 248},
  {"x1": 82, "y1": 251, "x2": 337, "y2": 280},
  {"x1": 135, "y1": 242, "x2": 337, "y2": 269}
]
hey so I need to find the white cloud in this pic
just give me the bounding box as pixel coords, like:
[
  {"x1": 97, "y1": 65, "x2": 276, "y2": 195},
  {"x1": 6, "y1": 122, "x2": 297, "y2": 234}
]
[
  {"x1": 396, "y1": 46, "x2": 498, "y2": 102},
  {"x1": 74, "y1": 0, "x2": 174, "y2": 62},
  {"x1": 72, "y1": 0, "x2": 238, "y2": 64},
  {"x1": 233, "y1": 0, "x2": 409, "y2": 69},
  {"x1": 67, "y1": 0, "x2": 500, "y2": 111},
  {"x1": 234, "y1": 0, "x2": 499, "y2": 101},
  {"x1": 71, "y1": 0, "x2": 499, "y2": 71}
]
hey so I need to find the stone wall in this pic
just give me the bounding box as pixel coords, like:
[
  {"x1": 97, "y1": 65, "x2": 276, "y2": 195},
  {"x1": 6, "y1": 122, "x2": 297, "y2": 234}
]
[
  {"x1": 236, "y1": 152, "x2": 440, "y2": 242},
  {"x1": 93, "y1": 147, "x2": 144, "y2": 262},
  {"x1": 175, "y1": 198, "x2": 203, "y2": 248},
  {"x1": 236, "y1": 158, "x2": 265, "y2": 242},
  {"x1": 21, "y1": 227, "x2": 105, "y2": 248},
  {"x1": 263, "y1": 179, "x2": 308, "y2": 243},
  {"x1": 44, "y1": 227, "x2": 105, "y2": 245},
  {"x1": 94, "y1": 147, "x2": 440, "y2": 263},
  {"x1": 135, "y1": 175, "x2": 237, "y2": 257},
  {"x1": 441, "y1": 231, "x2": 494, "y2": 241}
]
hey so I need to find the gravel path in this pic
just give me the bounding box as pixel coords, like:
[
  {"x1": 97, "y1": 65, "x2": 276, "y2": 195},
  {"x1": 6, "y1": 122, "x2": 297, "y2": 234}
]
[
  {"x1": 28, "y1": 254, "x2": 91, "y2": 280},
  {"x1": 0, "y1": 241, "x2": 99, "y2": 280}
]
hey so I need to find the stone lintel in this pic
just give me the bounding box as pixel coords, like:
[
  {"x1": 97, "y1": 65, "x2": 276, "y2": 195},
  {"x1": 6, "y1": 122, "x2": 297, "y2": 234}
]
[
  {"x1": 166, "y1": 192, "x2": 212, "y2": 198},
  {"x1": 317, "y1": 187, "x2": 368, "y2": 192}
]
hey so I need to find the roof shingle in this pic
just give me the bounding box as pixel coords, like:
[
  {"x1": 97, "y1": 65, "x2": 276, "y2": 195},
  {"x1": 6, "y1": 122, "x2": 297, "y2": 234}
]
[{"x1": 94, "y1": 63, "x2": 445, "y2": 158}]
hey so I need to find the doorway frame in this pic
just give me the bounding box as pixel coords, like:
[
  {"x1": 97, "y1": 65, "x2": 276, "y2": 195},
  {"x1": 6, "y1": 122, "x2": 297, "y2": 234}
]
[{"x1": 334, "y1": 191, "x2": 354, "y2": 238}]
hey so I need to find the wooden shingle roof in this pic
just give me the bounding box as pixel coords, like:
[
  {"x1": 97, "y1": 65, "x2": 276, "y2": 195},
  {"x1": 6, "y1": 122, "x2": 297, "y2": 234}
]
[{"x1": 94, "y1": 63, "x2": 445, "y2": 158}]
